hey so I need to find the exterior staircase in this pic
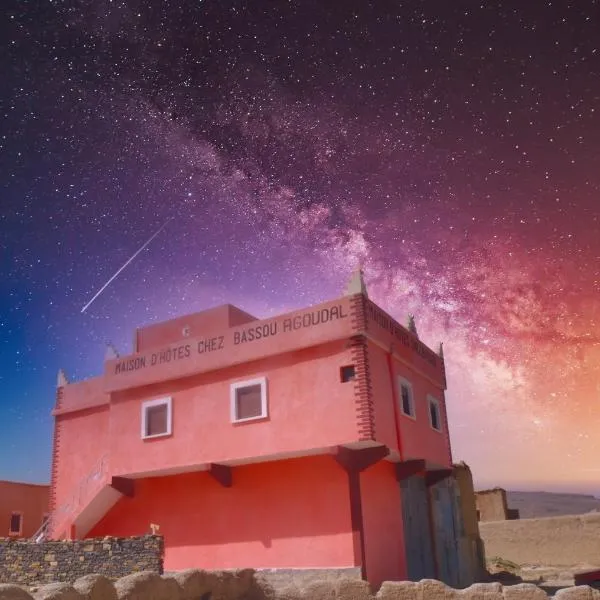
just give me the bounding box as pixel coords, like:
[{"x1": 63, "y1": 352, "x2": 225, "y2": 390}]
[{"x1": 40, "y1": 454, "x2": 134, "y2": 540}]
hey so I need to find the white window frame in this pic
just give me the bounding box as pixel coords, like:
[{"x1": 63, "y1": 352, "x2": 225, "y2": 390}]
[
  {"x1": 427, "y1": 395, "x2": 442, "y2": 432},
  {"x1": 141, "y1": 396, "x2": 173, "y2": 440},
  {"x1": 230, "y1": 377, "x2": 268, "y2": 424},
  {"x1": 9, "y1": 511, "x2": 23, "y2": 536},
  {"x1": 398, "y1": 377, "x2": 416, "y2": 419}
]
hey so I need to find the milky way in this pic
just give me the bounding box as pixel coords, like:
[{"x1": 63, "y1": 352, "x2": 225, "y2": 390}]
[{"x1": 1, "y1": 1, "x2": 599, "y2": 491}]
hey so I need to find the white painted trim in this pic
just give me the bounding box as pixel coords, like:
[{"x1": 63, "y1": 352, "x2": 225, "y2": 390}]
[
  {"x1": 427, "y1": 394, "x2": 442, "y2": 432},
  {"x1": 9, "y1": 511, "x2": 23, "y2": 536},
  {"x1": 230, "y1": 377, "x2": 268, "y2": 423},
  {"x1": 397, "y1": 376, "x2": 416, "y2": 419},
  {"x1": 141, "y1": 396, "x2": 173, "y2": 439}
]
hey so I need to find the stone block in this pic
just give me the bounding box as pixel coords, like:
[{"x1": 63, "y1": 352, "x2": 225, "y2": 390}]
[
  {"x1": 502, "y1": 584, "x2": 548, "y2": 600},
  {"x1": 419, "y1": 580, "x2": 458, "y2": 600},
  {"x1": 459, "y1": 582, "x2": 503, "y2": 600},
  {"x1": 335, "y1": 578, "x2": 373, "y2": 600},
  {"x1": 169, "y1": 569, "x2": 217, "y2": 600},
  {"x1": 114, "y1": 572, "x2": 169, "y2": 600},
  {"x1": 218, "y1": 569, "x2": 257, "y2": 600},
  {"x1": 554, "y1": 588, "x2": 596, "y2": 600},
  {"x1": 0, "y1": 584, "x2": 35, "y2": 600},
  {"x1": 33, "y1": 584, "x2": 82, "y2": 600},
  {"x1": 300, "y1": 580, "x2": 337, "y2": 600},
  {"x1": 270, "y1": 585, "x2": 302, "y2": 600},
  {"x1": 376, "y1": 581, "x2": 419, "y2": 600},
  {"x1": 73, "y1": 575, "x2": 117, "y2": 600},
  {"x1": 159, "y1": 578, "x2": 182, "y2": 600}
]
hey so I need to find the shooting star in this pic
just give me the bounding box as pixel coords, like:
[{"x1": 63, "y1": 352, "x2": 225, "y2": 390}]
[{"x1": 81, "y1": 218, "x2": 173, "y2": 314}]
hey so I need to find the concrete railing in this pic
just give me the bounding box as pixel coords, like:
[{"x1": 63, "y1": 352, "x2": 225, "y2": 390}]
[{"x1": 1, "y1": 570, "x2": 599, "y2": 600}]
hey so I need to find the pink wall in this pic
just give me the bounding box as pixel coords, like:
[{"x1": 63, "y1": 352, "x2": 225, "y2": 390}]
[
  {"x1": 365, "y1": 300, "x2": 444, "y2": 386},
  {"x1": 58, "y1": 376, "x2": 108, "y2": 413},
  {"x1": 52, "y1": 405, "x2": 110, "y2": 535},
  {"x1": 360, "y1": 461, "x2": 406, "y2": 588},
  {"x1": 394, "y1": 360, "x2": 450, "y2": 466},
  {"x1": 0, "y1": 481, "x2": 49, "y2": 538},
  {"x1": 105, "y1": 298, "x2": 354, "y2": 393},
  {"x1": 366, "y1": 342, "x2": 398, "y2": 451},
  {"x1": 88, "y1": 455, "x2": 355, "y2": 571},
  {"x1": 108, "y1": 342, "x2": 359, "y2": 477},
  {"x1": 367, "y1": 341, "x2": 450, "y2": 468},
  {"x1": 135, "y1": 305, "x2": 257, "y2": 352}
]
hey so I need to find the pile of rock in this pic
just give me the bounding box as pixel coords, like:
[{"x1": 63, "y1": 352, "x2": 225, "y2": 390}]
[{"x1": 1, "y1": 570, "x2": 600, "y2": 600}]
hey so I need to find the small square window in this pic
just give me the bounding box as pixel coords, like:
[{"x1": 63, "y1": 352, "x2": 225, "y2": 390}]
[
  {"x1": 398, "y1": 377, "x2": 415, "y2": 418},
  {"x1": 340, "y1": 365, "x2": 356, "y2": 383},
  {"x1": 141, "y1": 397, "x2": 173, "y2": 439},
  {"x1": 428, "y1": 395, "x2": 442, "y2": 431},
  {"x1": 231, "y1": 377, "x2": 267, "y2": 423},
  {"x1": 9, "y1": 512, "x2": 22, "y2": 536}
]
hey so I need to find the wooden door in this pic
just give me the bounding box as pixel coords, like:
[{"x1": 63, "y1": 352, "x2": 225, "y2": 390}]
[{"x1": 400, "y1": 475, "x2": 436, "y2": 581}]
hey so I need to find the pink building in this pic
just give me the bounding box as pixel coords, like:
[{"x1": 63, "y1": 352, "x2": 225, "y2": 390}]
[
  {"x1": 48, "y1": 271, "x2": 457, "y2": 588},
  {"x1": 0, "y1": 480, "x2": 49, "y2": 539}
]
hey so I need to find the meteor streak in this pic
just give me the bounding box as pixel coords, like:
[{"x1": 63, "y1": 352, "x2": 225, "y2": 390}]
[{"x1": 80, "y1": 218, "x2": 173, "y2": 314}]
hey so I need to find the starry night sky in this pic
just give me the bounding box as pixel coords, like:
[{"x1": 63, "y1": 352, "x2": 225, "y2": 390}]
[{"x1": 1, "y1": 1, "x2": 599, "y2": 493}]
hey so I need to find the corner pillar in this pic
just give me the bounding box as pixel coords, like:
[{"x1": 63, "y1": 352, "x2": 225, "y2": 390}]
[{"x1": 334, "y1": 445, "x2": 389, "y2": 581}]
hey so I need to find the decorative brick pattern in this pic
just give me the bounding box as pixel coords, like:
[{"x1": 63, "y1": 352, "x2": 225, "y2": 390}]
[
  {"x1": 349, "y1": 293, "x2": 368, "y2": 335},
  {"x1": 349, "y1": 338, "x2": 374, "y2": 441},
  {"x1": 48, "y1": 386, "x2": 64, "y2": 529},
  {"x1": 348, "y1": 294, "x2": 374, "y2": 442},
  {"x1": 0, "y1": 535, "x2": 163, "y2": 586},
  {"x1": 437, "y1": 356, "x2": 453, "y2": 467}
]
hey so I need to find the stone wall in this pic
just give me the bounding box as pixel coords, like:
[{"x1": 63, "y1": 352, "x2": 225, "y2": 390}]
[
  {"x1": 1, "y1": 570, "x2": 598, "y2": 600},
  {"x1": 0, "y1": 535, "x2": 162, "y2": 586},
  {"x1": 253, "y1": 567, "x2": 362, "y2": 592},
  {"x1": 479, "y1": 512, "x2": 600, "y2": 567},
  {"x1": 476, "y1": 488, "x2": 511, "y2": 522}
]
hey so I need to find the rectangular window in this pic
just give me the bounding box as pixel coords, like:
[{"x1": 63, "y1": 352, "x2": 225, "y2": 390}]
[
  {"x1": 141, "y1": 397, "x2": 173, "y2": 439},
  {"x1": 9, "y1": 512, "x2": 22, "y2": 536},
  {"x1": 340, "y1": 365, "x2": 356, "y2": 383},
  {"x1": 398, "y1": 377, "x2": 415, "y2": 418},
  {"x1": 428, "y1": 395, "x2": 442, "y2": 431},
  {"x1": 231, "y1": 377, "x2": 268, "y2": 423}
]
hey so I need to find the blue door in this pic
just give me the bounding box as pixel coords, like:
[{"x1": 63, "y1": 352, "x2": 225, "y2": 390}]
[
  {"x1": 400, "y1": 475, "x2": 436, "y2": 581},
  {"x1": 429, "y1": 479, "x2": 460, "y2": 587}
]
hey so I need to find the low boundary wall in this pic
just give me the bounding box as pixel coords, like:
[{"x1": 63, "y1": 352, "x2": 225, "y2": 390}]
[
  {"x1": 479, "y1": 512, "x2": 600, "y2": 566},
  {"x1": 0, "y1": 535, "x2": 162, "y2": 586},
  {"x1": 1, "y1": 571, "x2": 599, "y2": 600}
]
